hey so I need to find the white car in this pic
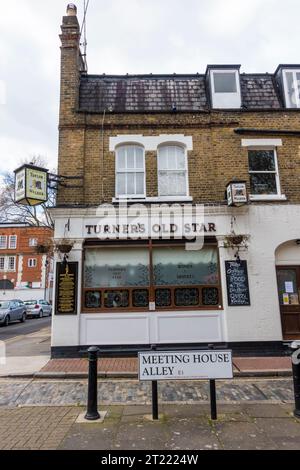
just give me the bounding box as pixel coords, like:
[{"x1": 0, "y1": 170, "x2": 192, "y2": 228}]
[{"x1": 24, "y1": 300, "x2": 52, "y2": 318}]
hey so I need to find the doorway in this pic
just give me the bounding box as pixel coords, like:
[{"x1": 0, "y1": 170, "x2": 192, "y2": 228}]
[{"x1": 276, "y1": 266, "x2": 300, "y2": 340}]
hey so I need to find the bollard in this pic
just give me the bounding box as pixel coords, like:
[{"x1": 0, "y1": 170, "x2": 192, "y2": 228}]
[
  {"x1": 209, "y1": 379, "x2": 217, "y2": 421},
  {"x1": 85, "y1": 346, "x2": 100, "y2": 421},
  {"x1": 291, "y1": 342, "x2": 300, "y2": 418},
  {"x1": 152, "y1": 381, "x2": 159, "y2": 420}
]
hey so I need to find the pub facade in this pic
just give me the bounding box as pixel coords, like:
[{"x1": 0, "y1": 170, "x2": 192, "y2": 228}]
[{"x1": 51, "y1": 4, "x2": 300, "y2": 357}]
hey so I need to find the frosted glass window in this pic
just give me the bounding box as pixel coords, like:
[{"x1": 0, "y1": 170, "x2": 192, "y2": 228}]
[
  {"x1": 84, "y1": 248, "x2": 150, "y2": 288},
  {"x1": 153, "y1": 246, "x2": 219, "y2": 286}
]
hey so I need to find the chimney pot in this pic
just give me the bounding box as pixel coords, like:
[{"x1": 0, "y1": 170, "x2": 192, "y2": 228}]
[{"x1": 67, "y1": 3, "x2": 77, "y2": 16}]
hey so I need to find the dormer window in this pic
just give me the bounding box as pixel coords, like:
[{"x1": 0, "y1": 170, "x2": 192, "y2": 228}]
[
  {"x1": 282, "y1": 69, "x2": 300, "y2": 108},
  {"x1": 208, "y1": 66, "x2": 241, "y2": 109}
]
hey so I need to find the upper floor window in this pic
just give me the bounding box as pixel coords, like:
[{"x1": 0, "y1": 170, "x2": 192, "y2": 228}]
[
  {"x1": 9, "y1": 235, "x2": 17, "y2": 250},
  {"x1": 115, "y1": 144, "x2": 145, "y2": 198},
  {"x1": 248, "y1": 148, "x2": 281, "y2": 196},
  {"x1": 158, "y1": 145, "x2": 188, "y2": 197},
  {"x1": 29, "y1": 238, "x2": 38, "y2": 247},
  {"x1": 0, "y1": 236, "x2": 7, "y2": 250},
  {"x1": 283, "y1": 69, "x2": 300, "y2": 108},
  {"x1": 0, "y1": 257, "x2": 5, "y2": 271},
  {"x1": 209, "y1": 67, "x2": 241, "y2": 109}
]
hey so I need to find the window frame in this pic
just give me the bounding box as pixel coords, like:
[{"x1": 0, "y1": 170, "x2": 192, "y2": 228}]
[
  {"x1": 115, "y1": 144, "x2": 146, "y2": 199},
  {"x1": 282, "y1": 69, "x2": 300, "y2": 109},
  {"x1": 0, "y1": 236, "x2": 7, "y2": 250},
  {"x1": 157, "y1": 143, "x2": 189, "y2": 198},
  {"x1": 82, "y1": 242, "x2": 223, "y2": 313},
  {"x1": 8, "y1": 235, "x2": 17, "y2": 250},
  {"x1": 0, "y1": 257, "x2": 5, "y2": 271},
  {"x1": 28, "y1": 258, "x2": 37, "y2": 268},
  {"x1": 29, "y1": 238, "x2": 38, "y2": 247},
  {"x1": 210, "y1": 69, "x2": 242, "y2": 109},
  {"x1": 248, "y1": 146, "x2": 282, "y2": 198},
  {"x1": 7, "y1": 256, "x2": 16, "y2": 272}
]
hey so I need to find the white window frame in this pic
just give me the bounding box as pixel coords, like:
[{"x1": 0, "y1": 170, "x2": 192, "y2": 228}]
[
  {"x1": 0, "y1": 257, "x2": 5, "y2": 271},
  {"x1": 7, "y1": 256, "x2": 16, "y2": 272},
  {"x1": 28, "y1": 258, "x2": 37, "y2": 268},
  {"x1": 0, "y1": 236, "x2": 7, "y2": 250},
  {"x1": 210, "y1": 69, "x2": 241, "y2": 109},
  {"x1": 9, "y1": 235, "x2": 17, "y2": 250},
  {"x1": 282, "y1": 69, "x2": 300, "y2": 109},
  {"x1": 157, "y1": 144, "x2": 189, "y2": 197},
  {"x1": 115, "y1": 144, "x2": 146, "y2": 199},
  {"x1": 29, "y1": 238, "x2": 38, "y2": 247},
  {"x1": 247, "y1": 146, "x2": 285, "y2": 201}
]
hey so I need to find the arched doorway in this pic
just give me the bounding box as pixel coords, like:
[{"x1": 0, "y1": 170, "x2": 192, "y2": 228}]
[{"x1": 276, "y1": 240, "x2": 300, "y2": 339}]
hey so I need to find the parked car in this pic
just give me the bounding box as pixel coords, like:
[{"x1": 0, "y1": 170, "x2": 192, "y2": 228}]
[
  {"x1": 0, "y1": 300, "x2": 27, "y2": 327},
  {"x1": 24, "y1": 300, "x2": 52, "y2": 318}
]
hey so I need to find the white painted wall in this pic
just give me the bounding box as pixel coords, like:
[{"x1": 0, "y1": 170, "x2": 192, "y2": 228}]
[{"x1": 51, "y1": 204, "x2": 300, "y2": 347}]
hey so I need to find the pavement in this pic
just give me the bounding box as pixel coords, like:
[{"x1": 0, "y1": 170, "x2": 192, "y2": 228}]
[{"x1": 0, "y1": 402, "x2": 299, "y2": 450}]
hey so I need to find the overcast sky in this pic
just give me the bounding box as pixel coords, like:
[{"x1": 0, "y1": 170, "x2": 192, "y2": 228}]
[{"x1": 1, "y1": 0, "x2": 300, "y2": 177}]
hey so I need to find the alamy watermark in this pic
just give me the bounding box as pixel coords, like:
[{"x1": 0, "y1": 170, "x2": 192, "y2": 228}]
[{"x1": 0, "y1": 341, "x2": 6, "y2": 366}]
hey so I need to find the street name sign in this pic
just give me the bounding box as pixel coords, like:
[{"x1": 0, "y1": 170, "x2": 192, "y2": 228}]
[{"x1": 138, "y1": 350, "x2": 233, "y2": 381}]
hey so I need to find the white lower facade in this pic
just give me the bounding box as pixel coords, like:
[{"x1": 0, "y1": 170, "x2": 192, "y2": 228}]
[{"x1": 51, "y1": 204, "x2": 300, "y2": 353}]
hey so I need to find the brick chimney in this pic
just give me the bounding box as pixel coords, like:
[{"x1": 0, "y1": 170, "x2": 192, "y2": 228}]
[
  {"x1": 59, "y1": 3, "x2": 86, "y2": 124},
  {"x1": 57, "y1": 4, "x2": 85, "y2": 206}
]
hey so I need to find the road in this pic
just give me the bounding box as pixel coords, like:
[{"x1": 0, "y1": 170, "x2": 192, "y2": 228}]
[
  {"x1": 0, "y1": 316, "x2": 51, "y2": 376},
  {"x1": 0, "y1": 316, "x2": 51, "y2": 342}
]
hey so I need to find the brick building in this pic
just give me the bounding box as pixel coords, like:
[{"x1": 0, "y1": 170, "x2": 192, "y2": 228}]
[
  {"x1": 51, "y1": 4, "x2": 300, "y2": 357},
  {"x1": 0, "y1": 223, "x2": 53, "y2": 302}
]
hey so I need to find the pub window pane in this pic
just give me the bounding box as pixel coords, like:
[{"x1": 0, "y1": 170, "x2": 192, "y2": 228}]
[
  {"x1": 153, "y1": 246, "x2": 219, "y2": 286},
  {"x1": 116, "y1": 144, "x2": 145, "y2": 197},
  {"x1": 202, "y1": 287, "x2": 219, "y2": 306},
  {"x1": 136, "y1": 172, "x2": 144, "y2": 195},
  {"x1": 117, "y1": 173, "x2": 126, "y2": 195},
  {"x1": 133, "y1": 289, "x2": 149, "y2": 308},
  {"x1": 117, "y1": 147, "x2": 126, "y2": 169},
  {"x1": 175, "y1": 288, "x2": 199, "y2": 306},
  {"x1": 248, "y1": 150, "x2": 276, "y2": 172},
  {"x1": 85, "y1": 291, "x2": 101, "y2": 309},
  {"x1": 250, "y1": 173, "x2": 277, "y2": 195},
  {"x1": 155, "y1": 288, "x2": 171, "y2": 307},
  {"x1": 126, "y1": 172, "x2": 135, "y2": 194},
  {"x1": 0, "y1": 236, "x2": 7, "y2": 249},
  {"x1": 127, "y1": 146, "x2": 135, "y2": 169},
  {"x1": 104, "y1": 290, "x2": 129, "y2": 308},
  {"x1": 84, "y1": 248, "x2": 149, "y2": 288},
  {"x1": 213, "y1": 72, "x2": 237, "y2": 93}
]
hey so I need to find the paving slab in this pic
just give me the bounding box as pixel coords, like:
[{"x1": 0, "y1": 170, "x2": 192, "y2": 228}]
[{"x1": 213, "y1": 421, "x2": 276, "y2": 450}]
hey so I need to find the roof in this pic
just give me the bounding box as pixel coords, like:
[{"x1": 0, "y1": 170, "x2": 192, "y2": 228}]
[{"x1": 78, "y1": 72, "x2": 283, "y2": 113}]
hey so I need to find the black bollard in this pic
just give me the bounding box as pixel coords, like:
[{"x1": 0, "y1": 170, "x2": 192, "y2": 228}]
[
  {"x1": 85, "y1": 346, "x2": 100, "y2": 421},
  {"x1": 210, "y1": 379, "x2": 217, "y2": 421},
  {"x1": 152, "y1": 381, "x2": 159, "y2": 420},
  {"x1": 291, "y1": 342, "x2": 300, "y2": 418}
]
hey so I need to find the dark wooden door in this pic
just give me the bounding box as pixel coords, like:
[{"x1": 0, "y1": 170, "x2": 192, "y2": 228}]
[{"x1": 276, "y1": 266, "x2": 300, "y2": 340}]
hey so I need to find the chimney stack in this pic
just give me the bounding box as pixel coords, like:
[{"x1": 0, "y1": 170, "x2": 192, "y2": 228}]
[{"x1": 66, "y1": 3, "x2": 77, "y2": 16}]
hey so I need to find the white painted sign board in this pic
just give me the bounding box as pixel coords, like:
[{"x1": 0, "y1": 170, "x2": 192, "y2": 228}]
[{"x1": 138, "y1": 350, "x2": 233, "y2": 381}]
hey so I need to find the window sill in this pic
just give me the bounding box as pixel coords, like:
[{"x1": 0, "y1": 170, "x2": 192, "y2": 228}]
[
  {"x1": 113, "y1": 196, "x2": 193, "y2": 203},
  {"x1": 249, "y1": 194, "x2": 287, "y2": 202}
]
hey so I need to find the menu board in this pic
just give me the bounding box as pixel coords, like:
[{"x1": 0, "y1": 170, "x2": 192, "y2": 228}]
[
  {"x1": 225, "y1": 260, "x2": 250, "y2": 306},
  {"x1": 55, "y1": 262, "x2": 78, "y2": 315}
]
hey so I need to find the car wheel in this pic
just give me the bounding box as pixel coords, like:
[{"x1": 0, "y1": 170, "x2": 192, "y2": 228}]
[
  {"x1": 20, "y1": 312, "x2": 26, "y2": 323},
  {"x1": 39, "y1": 310, "x2": 43, "y2": 318},
  {"x1": 4, "y1": 315, "x2": 10, "y2": 327}
]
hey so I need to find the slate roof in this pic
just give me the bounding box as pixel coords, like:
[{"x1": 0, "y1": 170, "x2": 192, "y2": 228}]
[{"x1": 78, "y1": 73, "x2": 282, "y2": 113}]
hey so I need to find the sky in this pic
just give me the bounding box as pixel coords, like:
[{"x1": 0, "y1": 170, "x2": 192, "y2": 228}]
[{"x1": 0, "y1": 0, "x2": 300, "y2": 178}]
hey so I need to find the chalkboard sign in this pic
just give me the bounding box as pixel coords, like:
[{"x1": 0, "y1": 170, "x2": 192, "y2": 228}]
[
  {"x1": 225, "y1": 260, "x2": 250, "y2": 306},
  {"x1": 55, "y1": 262, "x2": 78, "y2": 315}
]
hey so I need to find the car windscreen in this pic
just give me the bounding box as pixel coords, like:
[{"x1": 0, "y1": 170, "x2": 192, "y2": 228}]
[
  {"x1": 0, "y1": 302, "x2": 10, "y2": 309},
  {"x1": 24, "y1": 301, "x2": 37, "y2": 305}
]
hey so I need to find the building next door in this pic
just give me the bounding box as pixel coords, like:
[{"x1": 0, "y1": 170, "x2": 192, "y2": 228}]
[{"x1": 276, "y1": 266, "x2": 300, "y2": 340}]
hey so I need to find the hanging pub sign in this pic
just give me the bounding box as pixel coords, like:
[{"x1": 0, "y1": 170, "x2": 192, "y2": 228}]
[
  {"x1": 14, "y1": 164, "x2": 48, "y2": 206},
  {"x1": 226, "y1": 180, "x2": 248, "y2": 207},
  {"x1": 55, "y1": 262, "x2": 78, "y2": 315}
]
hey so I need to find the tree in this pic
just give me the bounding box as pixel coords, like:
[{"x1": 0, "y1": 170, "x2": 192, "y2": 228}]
[{"x1": 0, "y1": 156, "x2": 56, "y2": 228}]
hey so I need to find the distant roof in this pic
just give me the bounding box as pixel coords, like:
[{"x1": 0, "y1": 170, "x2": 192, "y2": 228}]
[{"x1": 79, "y1": 72, "x2": 282, "y2": 113}]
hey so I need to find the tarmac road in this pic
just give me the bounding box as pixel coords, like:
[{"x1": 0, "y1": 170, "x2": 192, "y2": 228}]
[{"x1": 0, "y1": 316, "x2": 51, "y2": 341}]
